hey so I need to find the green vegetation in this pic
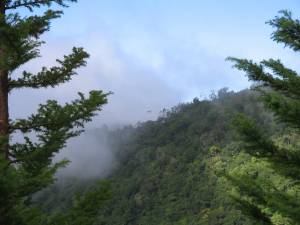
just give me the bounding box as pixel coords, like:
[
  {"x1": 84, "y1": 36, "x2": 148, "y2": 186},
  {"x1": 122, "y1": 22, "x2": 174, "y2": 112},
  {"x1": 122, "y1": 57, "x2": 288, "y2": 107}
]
[
  {"x1": 1, "y1": 2, "x2": 300, "y2": 225},
  {"x1": 95, "y1": 89, "x2": 279, "y2": 225},
  {"x1": 215, "y1": 10, "x2": 300, "y2": 224},
  {"x1": 0, "y1": 1, "x2": 110, "y2": 225},
  {"x1": 38, "y1": 89, "x2": 278, "y2": 225},
  {"x1": 38, "y1": 10, "x2": 300, "y2": 225}
]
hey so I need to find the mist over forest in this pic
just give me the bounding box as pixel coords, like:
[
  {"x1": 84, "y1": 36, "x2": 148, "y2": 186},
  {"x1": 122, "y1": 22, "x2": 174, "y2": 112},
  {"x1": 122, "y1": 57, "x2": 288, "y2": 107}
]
[{"x1": 1, "y1": 1, "x2": 300, "y2": 225}]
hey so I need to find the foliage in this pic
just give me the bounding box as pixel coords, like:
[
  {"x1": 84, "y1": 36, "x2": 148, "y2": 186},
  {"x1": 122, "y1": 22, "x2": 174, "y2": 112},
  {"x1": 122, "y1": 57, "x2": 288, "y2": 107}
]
[
  {"x1": 221, "y1": 10, "x2": 300, "y2": 224},
  {"x1": 38, "y1": 89, "x2": 268, "y2": 225},
  {"x1": 37, "y1": 89, "x2": 283, "y2": 225},
  {"x1": 48, "y1": 181, "x2": 112, "y2": 225},
  {"x1": 94, "y1": 89, "x2": 274, "y2": 225},
  {"x1": 0, "y1": 1, "x2": 110, "y2": 224}
]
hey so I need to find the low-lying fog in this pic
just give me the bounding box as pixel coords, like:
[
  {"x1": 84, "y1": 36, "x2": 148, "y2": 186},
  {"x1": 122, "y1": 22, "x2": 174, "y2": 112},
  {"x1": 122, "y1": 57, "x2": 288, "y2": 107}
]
[{"x1": 54, "y1": 128, "x2": 117, "y2": 180}]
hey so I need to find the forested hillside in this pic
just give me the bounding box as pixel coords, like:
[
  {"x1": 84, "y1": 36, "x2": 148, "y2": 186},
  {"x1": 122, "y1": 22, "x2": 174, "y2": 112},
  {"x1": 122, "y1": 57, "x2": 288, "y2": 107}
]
[
  {"x1": 38, "y1": 89, "x2": 281, "y2": 225},
  {"x1": 2, "y1": 1, "x2": 300, "y2": 225}
]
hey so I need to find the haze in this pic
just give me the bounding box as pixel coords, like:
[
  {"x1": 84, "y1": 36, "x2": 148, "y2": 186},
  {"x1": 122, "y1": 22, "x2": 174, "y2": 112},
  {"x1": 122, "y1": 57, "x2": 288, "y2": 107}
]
[{"x1": 9, "y1": 0, "x2": 300, "y2": 178}]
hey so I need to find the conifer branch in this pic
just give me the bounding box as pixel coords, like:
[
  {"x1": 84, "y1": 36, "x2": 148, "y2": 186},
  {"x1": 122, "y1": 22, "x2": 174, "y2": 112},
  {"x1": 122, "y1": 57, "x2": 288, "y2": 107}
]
[
  {"x1": 227, "y1": 57, "x2": 300, "y2": 99},
  {"x1": 10, "y1": 91, "x2": 110, "y2": 133},
  {"x1": 0, "y1": 10, "x2": 62, "y2": 71},
  {"x1": 0, "y1": 0, "x2": 112, "y2": 223},
  {"x1": 9, "y1": 47, "x2": 89, "y2": 90},
  {"x1": 268, "y1": 10, "x2": 300, "y2": 52},
  {"x1": 5, "y1": 0, "x2": 77, "y2": 11}
]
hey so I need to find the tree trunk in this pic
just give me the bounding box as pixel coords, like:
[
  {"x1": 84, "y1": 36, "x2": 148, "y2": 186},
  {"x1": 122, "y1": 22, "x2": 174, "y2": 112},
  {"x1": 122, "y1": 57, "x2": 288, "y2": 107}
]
[
  {"x1": 0, "y1": 69, "x2": 9, "y2": 160},
  {"x1": 0, "y1": 1, "x2": 9, "y2": 160},
  {"x1": 0, "y1": 2, "x2": 9, "y2": 223}
]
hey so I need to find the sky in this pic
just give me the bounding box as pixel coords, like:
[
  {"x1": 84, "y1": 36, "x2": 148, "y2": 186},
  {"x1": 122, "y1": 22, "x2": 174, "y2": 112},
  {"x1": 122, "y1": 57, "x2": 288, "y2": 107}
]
[{"x1": 10, "y1": 0, "x2": 300, "y2": 126}]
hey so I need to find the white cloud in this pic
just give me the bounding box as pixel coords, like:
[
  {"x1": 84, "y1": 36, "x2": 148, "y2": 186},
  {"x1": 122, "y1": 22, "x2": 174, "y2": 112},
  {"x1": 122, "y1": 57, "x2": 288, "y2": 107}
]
[{"x1": 10, "y1": 31, "x2": 182, "y2": 126}]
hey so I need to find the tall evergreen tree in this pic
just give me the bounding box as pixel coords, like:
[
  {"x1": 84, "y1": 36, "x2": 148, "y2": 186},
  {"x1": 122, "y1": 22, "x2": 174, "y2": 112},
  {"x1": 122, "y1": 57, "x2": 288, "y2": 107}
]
[
  {"x1": 0, "y1": 1, "x2": 109, "y2": 224},
  {"x1": 224, "y1": 10, "x2": 300, "y2": 224}
]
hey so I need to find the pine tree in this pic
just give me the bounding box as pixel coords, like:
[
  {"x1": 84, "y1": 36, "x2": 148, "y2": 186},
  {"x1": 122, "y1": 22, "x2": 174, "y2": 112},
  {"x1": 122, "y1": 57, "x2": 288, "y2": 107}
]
[
  {"x1": 224, "y1": 10, "x2": 300, "y2": 224},
  {"x1": 0, "y1": 1, "x2": 110, "y2": 224}
]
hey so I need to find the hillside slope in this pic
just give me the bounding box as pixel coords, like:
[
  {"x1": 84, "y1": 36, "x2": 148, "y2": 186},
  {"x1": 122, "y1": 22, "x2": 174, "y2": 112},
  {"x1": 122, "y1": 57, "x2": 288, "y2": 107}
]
[{"x1": 96, "y1": 89, "x2": 276, "y2": 225}]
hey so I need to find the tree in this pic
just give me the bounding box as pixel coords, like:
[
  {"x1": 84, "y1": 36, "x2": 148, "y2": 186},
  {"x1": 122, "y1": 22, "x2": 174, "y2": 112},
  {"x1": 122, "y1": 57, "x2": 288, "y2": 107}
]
[
  {"x1": 0, "y1": 1, "x2": 110, "y2": 224},
  {"x1": 224, "y1": 10, "x2": 300, "y2": 224}
]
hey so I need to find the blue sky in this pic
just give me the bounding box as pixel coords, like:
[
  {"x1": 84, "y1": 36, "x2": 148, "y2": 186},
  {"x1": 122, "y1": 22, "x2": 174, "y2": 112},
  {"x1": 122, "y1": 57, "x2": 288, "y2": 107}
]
[{"x1": 11, "y1": 0, "x2": 300, "y2": 125}]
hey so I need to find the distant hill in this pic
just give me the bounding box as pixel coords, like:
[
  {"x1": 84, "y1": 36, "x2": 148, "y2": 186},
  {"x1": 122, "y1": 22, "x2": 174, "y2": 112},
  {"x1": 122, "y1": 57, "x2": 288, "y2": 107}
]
[
  {"x1": 37, "y1": 89, "x2": 279, "y2": 225},
  {"x1": 97, "y1": 88, "x2": 279, "y2": 225}
]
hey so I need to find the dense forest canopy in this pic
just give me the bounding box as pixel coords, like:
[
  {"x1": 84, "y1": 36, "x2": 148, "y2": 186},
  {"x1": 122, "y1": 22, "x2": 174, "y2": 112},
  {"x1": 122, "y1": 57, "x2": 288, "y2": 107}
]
[{"x1": 37, "y1": 88, "x2": 278, "y2": 225}]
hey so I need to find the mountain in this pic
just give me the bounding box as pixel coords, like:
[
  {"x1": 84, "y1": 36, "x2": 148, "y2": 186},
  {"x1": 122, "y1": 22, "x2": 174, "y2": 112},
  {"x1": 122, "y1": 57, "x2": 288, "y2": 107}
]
[
  {"x1": 97, "y1": 88, "x2": 277, "y2": 225},
  {"x1": 37, "y1": 88, "x2": 279, "y2": 225}
]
